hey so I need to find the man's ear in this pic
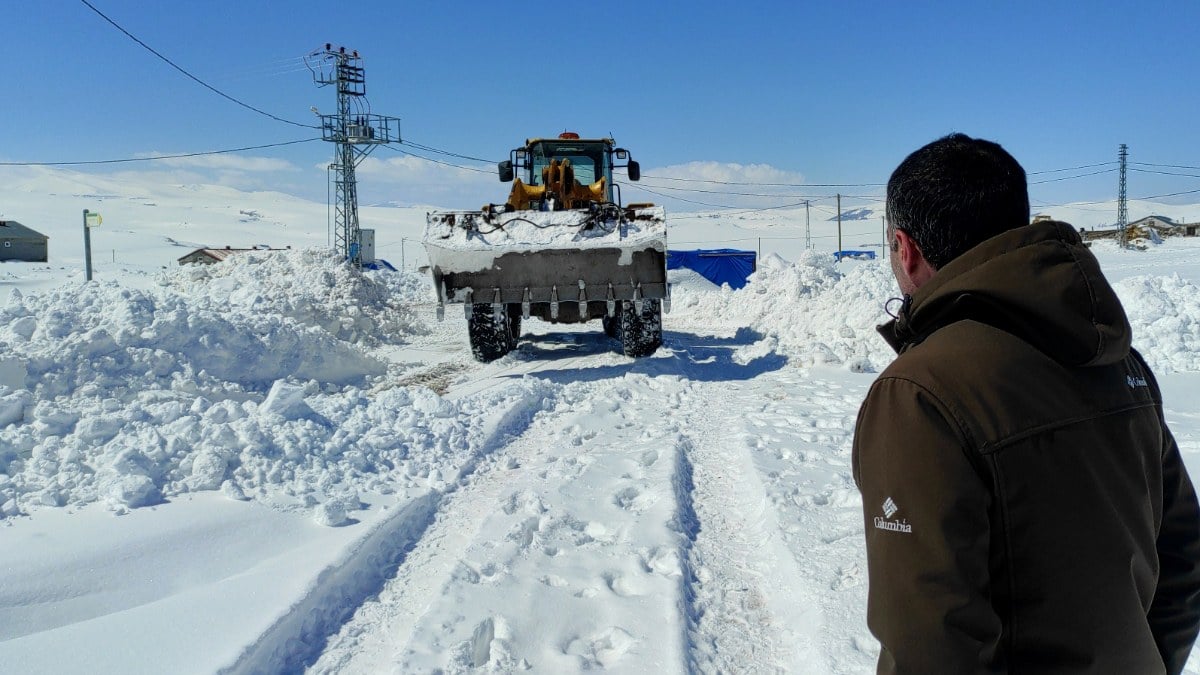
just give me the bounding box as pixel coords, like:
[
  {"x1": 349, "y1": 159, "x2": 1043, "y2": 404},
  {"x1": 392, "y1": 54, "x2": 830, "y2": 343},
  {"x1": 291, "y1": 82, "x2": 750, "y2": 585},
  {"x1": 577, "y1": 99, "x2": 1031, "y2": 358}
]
[{"x1": 894, "y1": 229, "x2": 936, "y2": 290}]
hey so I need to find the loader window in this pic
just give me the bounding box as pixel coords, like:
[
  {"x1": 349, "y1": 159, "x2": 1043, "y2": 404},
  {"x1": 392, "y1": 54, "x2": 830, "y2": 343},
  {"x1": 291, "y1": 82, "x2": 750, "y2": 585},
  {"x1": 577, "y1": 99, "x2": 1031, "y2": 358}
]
[{"x1": 528, "y1": 141, "x2": 611, "y2": 187}]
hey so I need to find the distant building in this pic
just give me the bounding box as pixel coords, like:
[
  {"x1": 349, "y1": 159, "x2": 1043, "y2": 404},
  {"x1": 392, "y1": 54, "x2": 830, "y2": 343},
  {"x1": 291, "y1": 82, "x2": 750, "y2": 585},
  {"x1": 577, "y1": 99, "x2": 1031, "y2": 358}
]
[
  {"x1": 0, "y1": 220, "x2": 49, "y2": 262},
  {"x1": 177, "y1": 246, "x2": 290, "y2": 265},
  {"x1": 1079, "y1": 215, "x2": 1200, "y2": 242},
  {"x1": 1181, "y1": 222, "x2": 1200, "y2": 237},
  {"x1": 1127, "y1": 215, "x2": 1178, "y2": 237}
]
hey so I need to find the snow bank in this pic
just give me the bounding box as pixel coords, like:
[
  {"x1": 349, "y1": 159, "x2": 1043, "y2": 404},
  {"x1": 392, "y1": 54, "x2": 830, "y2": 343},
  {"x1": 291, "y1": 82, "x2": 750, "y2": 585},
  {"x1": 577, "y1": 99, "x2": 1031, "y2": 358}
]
[
  {"x1": 3, "y1": 243, "x2": 1195, "y2": 523},
  {"x1": 672, "y1": 251, "x2": 897, "y2": 372},
  {"x1": 0, "y1": 249, "x2": 523, "y2": 521},
  {"x1": 675, "y1": 247, "x2": 1200, "y2": 376},
  {"x1": 157, "y1": 247, "x2": 432, "y2": 346},
  {"x1": 1117, "y1": 273, "x2": 1200, "y2": 373},
  {"x1": 0, "y1": 348, "x2": 555, "y2": 520}
]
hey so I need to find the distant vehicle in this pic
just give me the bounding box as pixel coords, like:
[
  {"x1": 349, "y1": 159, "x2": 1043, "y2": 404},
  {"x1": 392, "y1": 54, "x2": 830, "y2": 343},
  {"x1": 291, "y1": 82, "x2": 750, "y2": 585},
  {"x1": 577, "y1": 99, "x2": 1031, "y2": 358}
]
[{"x1": 423, "y1": 133, "x2": 668, "y2": 362}]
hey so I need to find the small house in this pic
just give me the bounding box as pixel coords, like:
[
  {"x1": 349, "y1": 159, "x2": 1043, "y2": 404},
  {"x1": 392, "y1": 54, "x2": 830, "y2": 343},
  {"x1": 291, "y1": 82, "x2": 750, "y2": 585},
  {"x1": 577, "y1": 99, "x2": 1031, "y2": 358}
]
[
  {"x1": 177, "y1": 246, "x2": 290, "y2": 265},
  {"x1": 0, "y1": 220, "x2": 49, "y2": 262},
  {"x1": 1126, "y1": 215, "x2": 1178, "y2": 239}
]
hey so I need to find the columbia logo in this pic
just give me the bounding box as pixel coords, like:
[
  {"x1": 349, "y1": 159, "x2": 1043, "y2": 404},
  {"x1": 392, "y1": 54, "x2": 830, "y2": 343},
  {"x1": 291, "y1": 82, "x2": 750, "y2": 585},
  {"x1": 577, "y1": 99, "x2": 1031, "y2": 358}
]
[
  {"x1": 882, "y1": 497, "x2": 898, "y2": 519},
  {"x1": 1128, "y1": 375, "x2": 1149, "y2": 388}
]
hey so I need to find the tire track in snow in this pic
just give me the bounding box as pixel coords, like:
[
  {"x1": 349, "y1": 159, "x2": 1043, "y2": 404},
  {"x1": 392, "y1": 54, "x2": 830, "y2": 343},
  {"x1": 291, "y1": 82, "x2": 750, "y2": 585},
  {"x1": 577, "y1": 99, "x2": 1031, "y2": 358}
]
[
  {"x1": 736, "y1": 371, "x2": 878, "y2": 672},
  {"x1": 669, "y1": 378, "x2": 826, "y2": 673},
  {"x1": 305, "y1": 381, "x2": 593, "y2": 673},
  {"x1": 312, "y1": 371, "x2": 696, "y2": 673},
  {"x1": 222, "y1": 384, "x2": 554, "y2": 675}
]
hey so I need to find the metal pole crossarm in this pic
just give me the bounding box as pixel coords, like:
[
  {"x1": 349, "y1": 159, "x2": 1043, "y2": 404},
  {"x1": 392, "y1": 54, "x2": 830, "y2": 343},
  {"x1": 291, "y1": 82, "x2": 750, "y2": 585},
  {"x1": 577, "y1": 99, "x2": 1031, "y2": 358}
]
[{"x1": 318, "y1": 113, "x2": 402, "y2": 146}]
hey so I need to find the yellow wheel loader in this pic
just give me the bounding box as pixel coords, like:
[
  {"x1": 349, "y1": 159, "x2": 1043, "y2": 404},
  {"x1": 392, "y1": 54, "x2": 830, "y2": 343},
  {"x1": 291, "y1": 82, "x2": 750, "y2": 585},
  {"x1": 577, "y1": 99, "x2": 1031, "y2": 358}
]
[{"x1": 423, "y1": 133, "x2": 668, "y2": 362}]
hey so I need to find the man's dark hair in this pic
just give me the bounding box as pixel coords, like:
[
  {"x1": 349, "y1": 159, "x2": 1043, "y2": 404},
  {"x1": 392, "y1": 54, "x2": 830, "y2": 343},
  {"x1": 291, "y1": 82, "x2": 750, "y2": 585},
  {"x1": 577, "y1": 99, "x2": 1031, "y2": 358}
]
[{"x1": 886, "y1": 133, "x2": 1030, "y2": 269}]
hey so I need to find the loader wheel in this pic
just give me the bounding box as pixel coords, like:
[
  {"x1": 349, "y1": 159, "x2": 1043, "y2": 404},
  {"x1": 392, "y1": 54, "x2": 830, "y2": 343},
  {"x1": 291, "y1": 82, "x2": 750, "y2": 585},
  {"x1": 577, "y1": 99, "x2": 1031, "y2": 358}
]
[
  {"x1": 619, "y1": 299, "x2": 662, "y2": 358},
  {"x1": 602, "y1": 313, "x2": 620, "y2": 339},
  {"x1": 468, "y1": 304, "x2": 520, "y2": 362}
]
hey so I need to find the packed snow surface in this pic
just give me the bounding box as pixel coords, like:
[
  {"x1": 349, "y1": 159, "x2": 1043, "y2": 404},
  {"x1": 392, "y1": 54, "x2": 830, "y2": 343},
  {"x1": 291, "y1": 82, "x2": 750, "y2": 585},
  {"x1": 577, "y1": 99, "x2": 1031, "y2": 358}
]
[{"x1": 3, "y1": 179, "x2": 1200, "y2": 674}]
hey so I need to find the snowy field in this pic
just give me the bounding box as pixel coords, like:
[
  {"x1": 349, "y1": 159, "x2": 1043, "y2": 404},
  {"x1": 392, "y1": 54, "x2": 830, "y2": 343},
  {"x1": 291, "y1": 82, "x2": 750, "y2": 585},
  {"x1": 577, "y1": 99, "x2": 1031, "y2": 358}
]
[{"x1": 2, "y1": 167, "x2": 1200, "y2": 673}]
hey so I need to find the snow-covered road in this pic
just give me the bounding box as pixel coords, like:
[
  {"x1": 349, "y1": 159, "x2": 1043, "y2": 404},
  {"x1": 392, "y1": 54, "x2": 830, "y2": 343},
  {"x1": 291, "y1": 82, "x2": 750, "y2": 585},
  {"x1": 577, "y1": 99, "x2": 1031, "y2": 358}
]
[{"x1": 295, "y1": 312, "x2": 877, "y2": 674}]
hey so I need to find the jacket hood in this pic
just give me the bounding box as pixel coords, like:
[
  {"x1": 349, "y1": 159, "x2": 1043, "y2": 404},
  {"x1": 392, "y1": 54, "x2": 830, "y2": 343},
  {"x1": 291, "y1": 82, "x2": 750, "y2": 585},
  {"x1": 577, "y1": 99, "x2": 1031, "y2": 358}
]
[{"x1": 878, "y1": 220, "x2": 1131, "y2": 367}]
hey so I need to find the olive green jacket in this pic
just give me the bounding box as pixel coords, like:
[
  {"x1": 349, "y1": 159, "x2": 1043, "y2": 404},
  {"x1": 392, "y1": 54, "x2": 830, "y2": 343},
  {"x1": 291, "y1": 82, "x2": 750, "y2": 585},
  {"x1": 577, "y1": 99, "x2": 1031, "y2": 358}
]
[{"x1": 853, "y1": 221, "x2": 1200, "y2": 674}]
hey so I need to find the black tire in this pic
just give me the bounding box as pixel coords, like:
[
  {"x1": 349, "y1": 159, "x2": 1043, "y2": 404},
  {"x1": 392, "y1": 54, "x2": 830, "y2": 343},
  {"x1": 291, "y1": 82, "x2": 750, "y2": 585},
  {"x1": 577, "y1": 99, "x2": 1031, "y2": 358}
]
[
  {"x1": 619, "y1": 299, "x2": 662, "y2": 358},
  {"x1": 468, "y1": 304, "x2": 519, "y2": 362},
  {"x1": 602, "y1": 313, "x2": 620, "y2": 339}
]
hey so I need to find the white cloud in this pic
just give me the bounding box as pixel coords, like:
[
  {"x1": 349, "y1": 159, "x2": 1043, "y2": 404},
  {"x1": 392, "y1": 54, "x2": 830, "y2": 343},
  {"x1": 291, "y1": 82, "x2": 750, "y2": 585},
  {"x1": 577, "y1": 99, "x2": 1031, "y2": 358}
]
[
  {"x1": 646, "y1": 161, "x2": 807, "y2": 186},
  {"x1": 350, "y1": 155, "x2": 507, "y2": 210},
  {"x1": 624, "y1": 161, "x2": 815, "y2": 212}
]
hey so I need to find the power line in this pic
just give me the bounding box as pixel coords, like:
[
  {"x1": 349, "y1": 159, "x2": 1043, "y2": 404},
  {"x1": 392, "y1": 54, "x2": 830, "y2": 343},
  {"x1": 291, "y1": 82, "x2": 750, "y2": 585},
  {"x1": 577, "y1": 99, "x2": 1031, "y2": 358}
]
[
  {"x1": 401, "y1": 140, "x2": 496, "y2": 164},
  {"x1": 621, "y1": 182, "x2": 752, "y2": 209},
  {"x1": 1135, "y1": 186, "x2": 1200, "y2": 200},
  {"x1": 79, "y1": 0, "x2": 317, "y2": 130},
  {"x1": 642, "y1": 174, "x2": 885, "y2": 188},
  {"x1": 0, "y1": 138, "x2": 321, "y2": 166},
  {"x1": 622, "y1": 182, "x2": 856, "y2": 215},
  {"x1": 633, "y1": 182, "x2": 843, "y2": 199},
  {"x1": 382, "y1": 144, "x2": 495, "y2": 174},
  {"x1": 1129, "y1": 167, "x2": 1200, "y2": 179},
  {"x1": 1131, "y1": 162, "x2": 1200, "y2": 171},
  {"x1": 639, "y1": 161, "x2": 1116, "y2": 189},
  {"x1": 1032, "y1": 183, "x2": 1200, "y2": 209},
  {"x1": 1028, "y1": 161, "x2": 1117, "y2": 175},
  {"x1": 1028, "y1": 168, "x2": 1117, "y2": 185}
]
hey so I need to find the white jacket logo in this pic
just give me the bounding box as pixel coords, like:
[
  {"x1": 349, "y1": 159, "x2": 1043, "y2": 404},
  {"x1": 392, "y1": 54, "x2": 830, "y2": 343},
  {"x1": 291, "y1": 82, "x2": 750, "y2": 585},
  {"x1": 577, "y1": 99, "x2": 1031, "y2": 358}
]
[{"x1": 875, "y1": 496, "x2": 912, "y2": 534}]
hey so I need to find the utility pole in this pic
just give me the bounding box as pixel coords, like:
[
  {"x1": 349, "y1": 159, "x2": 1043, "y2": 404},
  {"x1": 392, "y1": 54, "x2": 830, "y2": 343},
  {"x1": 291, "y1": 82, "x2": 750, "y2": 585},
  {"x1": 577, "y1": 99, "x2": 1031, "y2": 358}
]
[
  {"x1": 1117, "y1": 143, "x2": 1128, "y2": 248},
  {"x1": 805, "y1": 200, "x2": 811, "y2": 250},
  {"x1": 82, "y1": 209, "x2": 101, "y2": 281},
  {"x1": 307, "y1": 44, "x2": 401, "y2": 267},
  {"x1": 836, "y1": 193, "x2": 843, "y2": 261}
]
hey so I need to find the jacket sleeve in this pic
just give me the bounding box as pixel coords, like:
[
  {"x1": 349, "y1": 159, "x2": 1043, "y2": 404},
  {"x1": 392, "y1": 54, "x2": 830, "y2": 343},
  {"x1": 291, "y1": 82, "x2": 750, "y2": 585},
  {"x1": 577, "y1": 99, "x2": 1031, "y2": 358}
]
[
  {"x1": 1148, "y1": 427, "x2": 1200, "y2": 675},
  {"x1": 853, "y1": 376, "x2": 1002, "y2": 673}
]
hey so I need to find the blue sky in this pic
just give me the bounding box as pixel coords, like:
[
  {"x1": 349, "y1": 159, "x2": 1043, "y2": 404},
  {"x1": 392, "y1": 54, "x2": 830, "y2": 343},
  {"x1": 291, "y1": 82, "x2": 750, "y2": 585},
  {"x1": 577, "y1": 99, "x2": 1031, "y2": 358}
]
[{"x1": 6, "y1": 1, "x2": 1200, "y2": 218}]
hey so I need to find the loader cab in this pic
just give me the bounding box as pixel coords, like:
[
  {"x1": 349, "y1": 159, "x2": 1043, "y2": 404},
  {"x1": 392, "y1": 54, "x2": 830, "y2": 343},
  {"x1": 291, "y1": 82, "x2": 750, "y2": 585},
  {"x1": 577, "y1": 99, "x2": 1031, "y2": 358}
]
[{"x1": 498, "y1": 133, "x2": 641, "y2": 206}]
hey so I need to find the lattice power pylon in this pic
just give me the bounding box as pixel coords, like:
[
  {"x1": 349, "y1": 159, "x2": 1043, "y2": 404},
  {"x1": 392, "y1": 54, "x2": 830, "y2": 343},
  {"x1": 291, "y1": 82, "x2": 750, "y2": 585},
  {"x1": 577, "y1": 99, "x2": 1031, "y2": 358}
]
[
  {"x1": 306, "y1": 44, "x2": 401, "y2": 266},
  {"x1": 1117, "y1": 143, "x2": 1128, "y2": 248}
]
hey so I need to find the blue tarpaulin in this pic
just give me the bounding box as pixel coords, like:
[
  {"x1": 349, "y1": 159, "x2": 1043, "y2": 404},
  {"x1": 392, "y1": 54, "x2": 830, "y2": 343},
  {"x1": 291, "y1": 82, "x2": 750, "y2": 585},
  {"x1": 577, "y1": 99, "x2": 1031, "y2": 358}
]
[
  {"x1": 667, "y1": 249, "x2": 757, "y2": 289},
  {"x1": 363, "y1": 259, "x2": 397, "y2": 271},
  {"x1": 833, "y1": 250, "x2": 876, "y2": 261}
]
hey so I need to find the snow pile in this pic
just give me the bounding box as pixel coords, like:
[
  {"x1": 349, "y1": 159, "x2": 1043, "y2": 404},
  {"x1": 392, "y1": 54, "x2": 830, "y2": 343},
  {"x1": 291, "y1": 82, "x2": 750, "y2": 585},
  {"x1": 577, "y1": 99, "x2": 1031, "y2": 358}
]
[
  {"x1": 424, "y1": 206, "x2": 667, "y2": 253},
  {"x1": 0, "y1": 250, "x2": 520, "y2": 521},
  {"x1": 673, "y1": 246, "x2": 1200, "y2": 376},
  {"x1": 1117, "y1": 273, "x2": 1200, "y2": 373},
  {"x1": 0, "y1": 372, "x2": 555, "y2": 516},
  {"x1": 673, "y1": 251, "x2": 897, "y2": 372},
  {"x1": 158, "y1": 248, "x2": 431, "y2": 346}
]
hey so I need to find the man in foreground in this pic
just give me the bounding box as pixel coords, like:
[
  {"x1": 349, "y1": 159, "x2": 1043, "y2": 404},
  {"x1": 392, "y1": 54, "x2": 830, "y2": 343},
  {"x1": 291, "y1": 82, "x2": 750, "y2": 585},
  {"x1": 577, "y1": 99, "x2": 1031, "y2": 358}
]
[{"x1": 853, "y1": 133, "x2": 1200, "y2": 673}]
